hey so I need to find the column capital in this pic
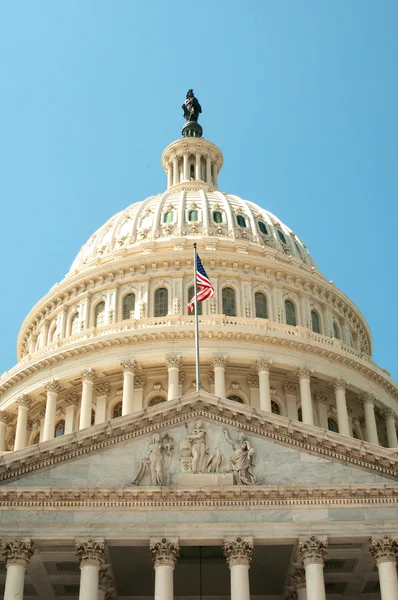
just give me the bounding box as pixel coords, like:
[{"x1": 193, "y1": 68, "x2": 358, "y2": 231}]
[
  {"x1": 16, "y1": 394, "x2": 32, "y2": 409},
  {"x1": 360, "y1": 392, "x2": 375, "y2": 406},
  {"x1": 75, "y1": 538, "x2": 106, "y2": 568},
  {"x1": 290, "y1": 564, "x2": 306, "y2": 589},
  {"x1": 369, "y1": 535, "x2": 398, "y2": 564},
  {"x1": 314, "y1": 390, "x2": 328, "y2": 405},
  {"x1": 256, "y1": 357, "x2": 272, "y2": 372},
  {"x1": 165, "y1": 354, "x2": 182, "y2": 369},
  {"x1": 134, "y1": 375, "x2": 146, "y2": 388},
  {"x1": 332, "y1": 378, "x2": 347, "y2": 391},
  {"x1": 211, "y1": 354, "x2": 227, "y2": 369},
  {"x1": 298, "y1": 536, "x2": 328, "y2": 566},
  {"x1": 0, "y1": 411, "x2": 10, "y2": 424},
  {"x1": 296, "y1": 366, "x2": 313, "y2": 380},
  {"x1": 81, "y1": 368, "x2": 96, "y2": 383},
  {"x1": 283, "y1": 381, "x2": 298, "y2": 395},
  {"x1": 44, "y1": 379, "x2": 61, "y2": 394},
  {"x1": 383, "y1": 408, "x2": 396, "y2": 419},
  {"x1": 94, "y1": 382, "x2": 111, "y2": 397},
  {"x1": 2, "y1": 538, "x2": 34, "y2": 568},
  {"x1": 150, "y1": 537, "x2": 180, "y2": 568},
  {"x1": 65, "y1": 392, "x2": 79, "y2": 407},
  {"x1": 224, "y1": 536, "x2": 253, "y2": 568},
  {"x1": 120, "y1": 359, "x2": 137, "y2": 374}
]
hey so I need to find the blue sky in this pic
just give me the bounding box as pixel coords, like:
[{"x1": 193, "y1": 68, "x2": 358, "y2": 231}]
[{"x1": 0, "y1": 1, "x2": 397, "y2": 379}]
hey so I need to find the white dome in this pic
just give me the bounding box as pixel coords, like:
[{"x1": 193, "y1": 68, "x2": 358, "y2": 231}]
[{"x1": 69, "y1": 189, "x2": 315, "y2": 274}]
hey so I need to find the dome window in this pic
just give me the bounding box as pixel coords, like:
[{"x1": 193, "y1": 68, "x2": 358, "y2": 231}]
[
  {"x1": 188, "y1": 286, "x2": 202, "y2": 315},
  {"x1": 91, "y1": 409, "x2": 95, "y2": 426},
  {"x1": 258, "y1": 221, "x2": 268, "y2": 235},
  {"x1": 154, "y1": 287, "x2": 168, "y2": 317},
  {"x1": 113, "y1": 402, "x2": 122, "y2": 419},
  {"x1": 294, "y1": 241, "x2": 302, "y2": 256},
  {"x1": 123, "y1": 293, "x2": 135, "y2": 320},
  {"x1": 222, "y1": 287, "x2": 237, "y2": 317},
  {"x1": 213, "y1": 211, "x2": 223, "y2": 224},
  {"x1": 188, "y1": 210, "x2": 198, "y2": 222},
  {"x1": 255, "y1": 292, "x2": 268, "y2": 319},
  {"x1": 285, "y1": 300, "x2": 297, "y2": 327},
  {"x1": 94, "y1": 301, "x2": 106, "y2": 328},
  {"x1": 190, "y1": 164, "x2": 195, "y2": 180},
  {"x1": 149, "y1": 396, "x2": 167, "y2": 407},
  {"x1": 55, "y1": 420, "x2": 65, "y2": 438},
  {"x1": 163, "y1": 211, "x2": 174, "y2": 224},
  {"x1": 70, "y1": 312, "x2": 80, "y2": 336},
  {"x1": 236, "y1": 215, "x2": 247, "y2": 228},
  {"x1": 333, "y1": 321, "x2": 341, "y2": 340},
  {"x1": 328, "y1": 418, "x2": 339, "y2": 433},
  {"x1": 277, "y1": 229, "x2": 287, "y2": 245},
  {"x1": 271, "y1": 400, "x2": 280, "y2": 415},
  {"x1": 227, "y1": 395, "x2": 244, "y2": 404},
  {"x1": 311, "y1": 310, "x2": 321, "y2": 334}
]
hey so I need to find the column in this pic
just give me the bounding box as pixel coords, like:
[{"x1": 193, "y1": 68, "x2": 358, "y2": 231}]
[
  {"x1": 298, "y1": 536, "x2": 328, "y2": 600},
  {"x1": 65, "y1": 392, "x2": 78, "y2": 435},
  {"x1": 224, "y1": 537, "x2": 253, "y2": 600},
  {"x1": 195, "y1": 153, "x2": 201, "y2": 180},
  {"x1": 384, "y1": 409, "x2": 398, "y2": 448},
  {"x1": 257, "y1": 358, "x2": 272, "y2": 412},
  {"x1": 75, "y1": 538, "x2": 106, "y2": 600},
  {"x1": 150, "y1": 537, "x2": 179, "y2": 600},
  {"x1": 0, "y1": 411, "x2": 9, "y2": 451},
  {"x1": 362, "y1": 393, "x2": 379, "y2": 445},
  {"x1": 14, "y1": 395, "x2": 32, "y2": 451},
  {"x1": 212, "y1": 162, "x2": 218, "y2": 187},
  {"x1": 94, "y1": 383, "x2": 110, "y2": 424},
  {"x1": 211, "y1": 354, "x2": 227, "y2": 398},
  {"x1": 2, "y1": 538, "x2": 34, "y2": 600},
  {"x1": 333, "y1": 379, "x2": 351, "y2": 437},
  {"x1": 121, "y1": 360, "x2": 137, "y2": 415},
  {"x1": 369, "y1": 535, "x2": 398, "y2": 600},
  {"x1": 297, "y1": 367, "x2": 314, "y2": 426},
  {"x1": 291, "y1": 565, "x2": 307, "y2": 600},
  {"x1": 165, "y1": 355, "x2": 181, "y2": 401},
  {"x1": 79, "y1": 369, "x2": 96, "y2": 430},
  {"x1": 182, "y1": 153, "x2": 188, "y2": 181},
  {"x1": 98, "y1": 565, "x2": 114, "y2": 600},
  {"x1": 314, "y1": 391, "x2": 329, "y2": 430},
  {"x1": 284, "y1": 381, "x2": 299, "y2": 421},
  {"x1": 173, "y1": 156, "x2": 179, "y2": 186},
  {"x1": 167, "y1": 164, "x2": 173, "y2": 188},
  {"x1": 42, "y1": 380, "x2": 61, "y2": 442},
  {"x1": 206, "y1": 155, "x2": 212, "y2": 183}
]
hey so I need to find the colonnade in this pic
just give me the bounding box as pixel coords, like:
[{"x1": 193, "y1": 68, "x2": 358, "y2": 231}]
[
  {"x1": 2, "y1": 535, "x2": 398, "y2": 600},
  {"x1": 2, "y1": 355, "x2": 398, "y2": 453}
]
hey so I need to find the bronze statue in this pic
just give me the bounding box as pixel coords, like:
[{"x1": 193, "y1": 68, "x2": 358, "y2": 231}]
[{"x1": 182, "y1": 89, "x2": 202, "y2": 122}]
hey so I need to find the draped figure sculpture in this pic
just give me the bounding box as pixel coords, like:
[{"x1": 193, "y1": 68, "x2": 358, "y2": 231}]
[{"x1": 222, "y1": 429, "x2": 256, "y2": 485}]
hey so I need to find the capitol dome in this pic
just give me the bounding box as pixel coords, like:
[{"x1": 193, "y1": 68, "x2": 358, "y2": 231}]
[{"x1": 0, "y1": 92, "x2": 398, "y2": 600}]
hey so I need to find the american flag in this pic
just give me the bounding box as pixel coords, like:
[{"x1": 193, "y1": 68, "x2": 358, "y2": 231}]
[{"x1": 188, "y1": 254, "x2": 214, "y2": 312}]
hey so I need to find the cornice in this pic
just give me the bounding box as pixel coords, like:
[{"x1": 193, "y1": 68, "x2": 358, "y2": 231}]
[{"x1": 0, "y1": 394, "x2": 397, "y2": 484}]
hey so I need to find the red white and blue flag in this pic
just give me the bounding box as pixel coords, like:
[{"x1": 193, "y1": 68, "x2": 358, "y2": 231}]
[{"x1": 188, "y1": 254, "x2": 214, "y2": 312}]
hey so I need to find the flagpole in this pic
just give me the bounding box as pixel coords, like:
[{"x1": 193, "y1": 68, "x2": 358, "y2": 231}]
[{"x1": 193, "y1": 243, "x2": 200, "y2": 392}]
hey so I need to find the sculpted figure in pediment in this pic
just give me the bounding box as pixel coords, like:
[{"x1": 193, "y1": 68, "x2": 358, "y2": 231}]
[
  {"x1": 223, "y1": 429, "x2": 256, "y2": 485},
  {"x1": 132, "y1": 433, "x2": 174, "y2": 486}
]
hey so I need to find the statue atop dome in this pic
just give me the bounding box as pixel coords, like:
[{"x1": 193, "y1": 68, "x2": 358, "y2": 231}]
[{"x1": 181, "y1": 89, "x2": 203, "y2": 138}]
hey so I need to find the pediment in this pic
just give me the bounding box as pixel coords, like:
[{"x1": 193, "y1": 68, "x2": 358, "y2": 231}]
[{"x1": 1, "y1": 391, "x2": 397, "y2": 488}]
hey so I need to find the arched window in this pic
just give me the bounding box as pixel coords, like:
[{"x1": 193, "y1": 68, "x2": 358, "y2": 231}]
[
  {"x1": 123, "y1": 293, "x2": 135, "y2": 320},
  {"x1": 49, "y1": 324, "x2": 57, "y2": 343},
  {"x1": 213, "y1": 211, "x2": 223, "y2": 224},
  {"x1": 285, "y1": 300, "x2": 297, "y2": 326},
  {"x1": 298, "y1": 407, "x2": 303, "y2": 422},
  {"x1": 154, "y1": 288, "x2": 168, "y2": 317},
  {"x1": 328, "y1": 418, "x2": 339, "y2": 433},
  {"x1": 294, "y1": 241, "x2": 302, "y2": 256},
  {"x1": 311, "y1": 310, "x2": 321, "y2": 334},
  {"x1": 236, "y1": 215, "x2": 247, "y2": 228},
  {"x1": 258, "y1": 221, "x2": 268, "y2": 235},
  {"x1": 188, "y1": 286, "x2": 202, "y2": 315},
  {"x1": 255, "y1": 292, "x2": 268, "y2": 319},
  {"x1": 277, "y1": 229, "x2": 287, "y2": 245},
  {"x1": 222, "y1": 287, "x2": 237, "y2": 317},
  {"x1": 94, "y1": 301, "x2": 106, "y2": 328},
  {"x1": 188, "y1": 210, "x2": 198, "y2": 222},
  {"x1": 149, "y1": 396, "x2": 167, "y2": 407},
  {"x1": 333, "y1": 321, "x2": 340, "y2": 339},
  {"x1": 113, "y1": 402, "x2": 122, "y2": 419},
  {"x1": 227, "y1": 395, "x2": 244, "y2": 404},
  {"x1": 190, "y1": 164, "x2": 195, "y2": 179},
  {"x1": 271, "y1": 400, "x2": 280, "y2": 415},
  {"x1": 71, "y1": 312, "x2": 80, "y2": 335},
  {"x1": 163, "y1": 211, "x2": 174, "y2": 224},
  {"x1": 55, "y1": 420, "x2": 65, "y2": 438},
  {"x1": 91, "y1": 409, "x2": 95, "y2": 426}
]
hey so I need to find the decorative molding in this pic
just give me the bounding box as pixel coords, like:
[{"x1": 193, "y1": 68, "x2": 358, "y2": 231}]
[
  {"x1": 75, "y1": 538, "x2": 106, "y2": 568},
  {"x1": 246, "y1": 375, "x2": 259, "y2": 388},
  {"x1": 332, "y1": 378, "x2": 347, "y2": 391},
  {"x1": 150, "y1": 537, "x2": 179, "y2": 568},
  {"x1": 211, "y1": 354, "x2": 227, "y2": 369},
  {"x1": 65, "y1": 392, "x2": 79, "y2": 407},
  {"x1": 165, "y1": 354, "x2": 182, "y2": 369},
  {"x1": 134, "y1": 375, "x2": 146, "y2": 388},
  {"x1": 16, "y1": 394, "x2": 32, "y2": 409},
  {"x1": 94, "y1": 382, "x2": 111, "y2": 397},
  {"x1": 360, "y1": 392, "x2": 375, "y2": 406},
  {"x1": 314, "y1": 390, "x2": 328, "y2": 405},
  {"x1": 120, "y1": 359, "x2": 137, "y2": 374},
  {"x1": 55, "y1": 408, "x2": 65, "y2": 418},
  {"x1": 81, "y1": 368, "x2": 96, "y2": 383},
  {"x1": 224, "y1": 537, "x2": 253, "y2": 567},
  {"x1": 296, "y1": 367, "x2": 313, "y2": 380},
  {"x1": 1, "y1": 538, "x2": 34, "y2": 567},
  {"x1": 0, "y1": 411, "x2": 9, "y2": 424},
  {"x1": 98, "y1": 565, "x2": 114, "y2": 593},
  {"x1": 44, "y1": 379, "x2": 61, "y2": 394},
  {"x1": 256, "y1": 358, "x2": 272, "y2": 373},
  {"x1": 178, "y1": 372, "x2": 185, "y2": 385},
  {"x1": 369, "y1": 535, "x2": 398, "y2": 565},
  {"x1": 298, "y1": 536, "x2": 328, "y2": 566},
  {"x1": 290, "y1": 565, "x2": 306, "y2": 590},
  {"x1": 283, "y1": 381, "x2": 298, "y2": 395}
]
